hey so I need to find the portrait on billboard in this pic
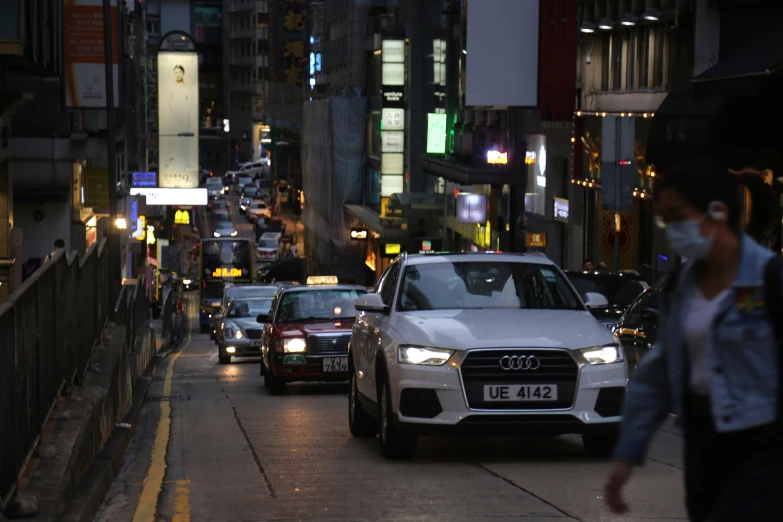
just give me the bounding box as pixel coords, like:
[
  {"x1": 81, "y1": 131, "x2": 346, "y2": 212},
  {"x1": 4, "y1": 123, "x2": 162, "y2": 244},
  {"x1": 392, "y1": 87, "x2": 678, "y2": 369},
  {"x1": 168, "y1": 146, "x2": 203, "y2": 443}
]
[{"x1": 158, "y1": 51, "x2": 199, "y2": 188}]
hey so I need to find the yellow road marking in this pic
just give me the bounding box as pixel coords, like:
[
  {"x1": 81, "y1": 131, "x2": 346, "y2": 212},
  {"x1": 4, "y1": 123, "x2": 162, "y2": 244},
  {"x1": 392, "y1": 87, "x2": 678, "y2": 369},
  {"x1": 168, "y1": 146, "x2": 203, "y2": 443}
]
[
  {"x1": 132, "y1": 301, "x2": 193, "y2": 522},
  {"x1": 173, "y1": 480, "x2": 192, "y2": 522}
]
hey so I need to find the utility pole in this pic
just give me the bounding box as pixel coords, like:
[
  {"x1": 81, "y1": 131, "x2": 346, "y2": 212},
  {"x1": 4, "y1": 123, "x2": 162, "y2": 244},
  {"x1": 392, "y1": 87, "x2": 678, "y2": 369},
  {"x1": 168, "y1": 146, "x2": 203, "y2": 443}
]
[{"x1": 103, "y1": 0, "x2": 121, "y2": 301}]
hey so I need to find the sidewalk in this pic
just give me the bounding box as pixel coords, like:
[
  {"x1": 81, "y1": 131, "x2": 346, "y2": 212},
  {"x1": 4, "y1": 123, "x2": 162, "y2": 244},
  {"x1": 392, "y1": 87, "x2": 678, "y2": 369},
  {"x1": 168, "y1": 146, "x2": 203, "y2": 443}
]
[{"x1": 275, "y1": 206, "x2": 306, "y2": 259}]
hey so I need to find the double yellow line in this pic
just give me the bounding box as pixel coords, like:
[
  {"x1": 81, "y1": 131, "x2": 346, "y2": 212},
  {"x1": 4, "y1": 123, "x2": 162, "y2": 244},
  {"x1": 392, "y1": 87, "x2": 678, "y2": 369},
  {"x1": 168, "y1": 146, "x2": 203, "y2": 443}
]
[{"x1": 133, "y1": 301, "x2": 193, "y2": 522}]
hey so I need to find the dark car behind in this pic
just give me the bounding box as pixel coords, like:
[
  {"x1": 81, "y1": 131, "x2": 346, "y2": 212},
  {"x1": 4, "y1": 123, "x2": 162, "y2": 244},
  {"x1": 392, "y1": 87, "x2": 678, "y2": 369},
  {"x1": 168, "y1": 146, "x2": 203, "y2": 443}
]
[{"x1": 565, "y1": 270, "x2": 649, "y2": 327}]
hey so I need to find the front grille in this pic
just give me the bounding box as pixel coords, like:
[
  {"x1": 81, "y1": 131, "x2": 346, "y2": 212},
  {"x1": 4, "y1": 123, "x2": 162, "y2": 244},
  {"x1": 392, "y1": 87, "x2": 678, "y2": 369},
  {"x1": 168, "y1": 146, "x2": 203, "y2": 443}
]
[
  {"x1": 460, "y1": 349, "x2": 579, "y2": 411},
  {"x1": 306, "y1": 334, "x2": 350, "y2": 355},
  {"x1": 244, "y1": 329, "x2": 262, "y2": 340}
]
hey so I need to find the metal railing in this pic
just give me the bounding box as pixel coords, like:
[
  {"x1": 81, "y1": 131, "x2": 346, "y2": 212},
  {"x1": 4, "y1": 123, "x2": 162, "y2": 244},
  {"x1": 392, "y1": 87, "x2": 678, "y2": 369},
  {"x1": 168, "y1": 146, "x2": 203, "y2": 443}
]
[
  {"x1": 113, "y1": 276, "x2": 151, "y2": 353},
  {"x1": 0, "y1": 240, "x2": 111, "y2": 504}
]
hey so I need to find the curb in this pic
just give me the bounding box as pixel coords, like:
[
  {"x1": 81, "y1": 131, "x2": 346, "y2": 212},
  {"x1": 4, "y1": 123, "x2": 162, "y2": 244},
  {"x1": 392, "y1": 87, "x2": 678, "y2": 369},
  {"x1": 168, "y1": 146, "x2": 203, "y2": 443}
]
[{"x1": 59, "y1": 353, "x2": 163, "y2": 522}]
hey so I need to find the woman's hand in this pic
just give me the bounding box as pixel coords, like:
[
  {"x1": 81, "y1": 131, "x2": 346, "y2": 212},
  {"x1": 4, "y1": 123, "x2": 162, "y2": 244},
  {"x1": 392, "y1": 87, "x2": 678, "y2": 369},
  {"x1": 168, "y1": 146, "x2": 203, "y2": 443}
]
[{"x1": 604, "y1": 461, "x2": 633, "y2": 514}]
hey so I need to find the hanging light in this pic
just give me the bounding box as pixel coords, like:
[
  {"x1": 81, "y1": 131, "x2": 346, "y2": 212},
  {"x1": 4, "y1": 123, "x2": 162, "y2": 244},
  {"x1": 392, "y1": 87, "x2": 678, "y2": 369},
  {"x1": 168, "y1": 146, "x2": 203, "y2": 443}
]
[
  {"x1": 620, "y1": 13, "x2": 638, "y2": 26},
  {"x1": 643, "y1": 8, "x2": 660, "y2": 21},
  {"x1": 598, "y1": 18, "x2": 614, "y2": 30},
  {"x1": 580, "y1": 21, "x2": 596, "y2": 33}
]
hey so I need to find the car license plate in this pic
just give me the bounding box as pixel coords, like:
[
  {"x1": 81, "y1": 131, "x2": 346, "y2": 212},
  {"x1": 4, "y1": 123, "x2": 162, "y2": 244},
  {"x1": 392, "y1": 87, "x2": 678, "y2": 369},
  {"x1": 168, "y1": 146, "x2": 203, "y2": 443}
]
[
  {"x1": 483, "y1": 384, "x2": 558, "y2": 401},
  {"x1": 322, "y1": 357, "x2": 348, "y2": 373},
  {"x1": 251, "y1": 341, "x2": 261, "y2": 348}
]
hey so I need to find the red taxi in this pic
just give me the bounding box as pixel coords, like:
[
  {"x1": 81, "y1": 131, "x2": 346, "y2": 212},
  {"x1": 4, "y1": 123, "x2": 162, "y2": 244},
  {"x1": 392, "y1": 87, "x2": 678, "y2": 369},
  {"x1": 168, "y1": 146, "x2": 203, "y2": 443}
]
[{"x1": 258, "y1": 276, "x2": 367, "y2": 395}]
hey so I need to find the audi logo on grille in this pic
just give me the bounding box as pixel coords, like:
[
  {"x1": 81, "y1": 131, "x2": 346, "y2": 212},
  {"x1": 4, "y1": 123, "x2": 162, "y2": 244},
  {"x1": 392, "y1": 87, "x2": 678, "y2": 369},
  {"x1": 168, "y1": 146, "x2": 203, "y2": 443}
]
[{"x1": 499, "y1": 355, "x2": 540, "y2": 371}]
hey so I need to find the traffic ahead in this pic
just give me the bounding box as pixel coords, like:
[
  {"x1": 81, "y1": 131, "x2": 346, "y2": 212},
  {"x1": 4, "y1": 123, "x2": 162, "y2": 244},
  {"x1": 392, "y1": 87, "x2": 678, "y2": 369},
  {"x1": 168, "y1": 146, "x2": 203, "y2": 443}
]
[{"x1": 94, "y1": 189, "x2": 688, "y2": 522}]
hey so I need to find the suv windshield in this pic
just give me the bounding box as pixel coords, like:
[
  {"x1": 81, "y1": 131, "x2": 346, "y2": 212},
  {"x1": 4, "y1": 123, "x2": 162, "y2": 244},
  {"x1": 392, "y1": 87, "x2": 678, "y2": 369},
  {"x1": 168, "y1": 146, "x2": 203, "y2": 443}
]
[
  {"x1": 398, "y1": 261, "x2": 582, "y2": 312},
  {"x1": 566, "y1": 273, "x2": 648, "y2": 309},
  {"x1": 276, "y1": 289, "x2": 366, "y2": 322},
  {"x1": 227, "y1": 297, "x2": 273, "y2": 318}
]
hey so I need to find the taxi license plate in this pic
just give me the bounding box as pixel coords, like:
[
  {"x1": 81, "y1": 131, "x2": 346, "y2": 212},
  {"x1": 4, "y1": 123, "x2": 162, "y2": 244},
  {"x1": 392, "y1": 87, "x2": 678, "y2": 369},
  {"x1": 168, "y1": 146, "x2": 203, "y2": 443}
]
[
  {"x1": 322, "y1": 357, "x2": 348, "y2": 373},
  {"x1": 251, "y1": 341, "x2": 261, "y2": 348},
  {"x1": 483, "y1": 384, "x2": 558, "y2": 401}
]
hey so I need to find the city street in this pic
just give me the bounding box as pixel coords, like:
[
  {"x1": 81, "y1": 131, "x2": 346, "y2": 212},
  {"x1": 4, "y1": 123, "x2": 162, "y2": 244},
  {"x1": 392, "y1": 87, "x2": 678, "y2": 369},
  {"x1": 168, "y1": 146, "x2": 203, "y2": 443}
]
[{"x1": 94, "y1": 308, "x2": 689, "y2": 522}]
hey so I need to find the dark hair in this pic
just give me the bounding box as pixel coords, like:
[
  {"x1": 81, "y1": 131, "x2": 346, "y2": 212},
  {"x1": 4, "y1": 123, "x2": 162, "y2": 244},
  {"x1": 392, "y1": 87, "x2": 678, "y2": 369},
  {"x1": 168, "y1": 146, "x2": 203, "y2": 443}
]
[
  {"x1": 656, "y1": 158, "x2": 780, "y2": 237},
  {"x1": 54, "y1": 239, "x2": 65, "y2": 248},
  {"x1": 174, "y1": 65, "x2": 184, "y2": 73}
]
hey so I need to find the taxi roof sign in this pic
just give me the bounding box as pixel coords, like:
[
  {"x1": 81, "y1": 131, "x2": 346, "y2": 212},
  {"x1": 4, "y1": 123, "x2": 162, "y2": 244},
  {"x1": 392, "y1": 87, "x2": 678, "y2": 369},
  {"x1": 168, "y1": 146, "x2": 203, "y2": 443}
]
[{"x1": 307, "y1": 275, "x2": 338, "y2": 285}]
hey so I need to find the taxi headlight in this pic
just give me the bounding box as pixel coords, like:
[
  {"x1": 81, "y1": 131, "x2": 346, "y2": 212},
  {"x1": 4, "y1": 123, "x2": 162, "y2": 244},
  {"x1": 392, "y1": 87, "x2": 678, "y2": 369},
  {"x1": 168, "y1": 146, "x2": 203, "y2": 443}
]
[
  {"x1": 580, "y1": 344, "x2": 623, "y2": 365},
  {"x1": 282, "y1": 337, "x2": 306, "y2": 353},
  {"x1": 398, "y1": 346, "x2": 454, "y2": 366}
]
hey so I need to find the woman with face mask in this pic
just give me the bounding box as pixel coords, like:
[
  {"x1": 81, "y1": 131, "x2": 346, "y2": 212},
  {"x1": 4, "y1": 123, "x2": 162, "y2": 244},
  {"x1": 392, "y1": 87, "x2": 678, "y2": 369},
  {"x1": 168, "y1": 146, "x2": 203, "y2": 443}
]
[{"x1": 603, "y1": 158, "x2": 783, "y2": 522}]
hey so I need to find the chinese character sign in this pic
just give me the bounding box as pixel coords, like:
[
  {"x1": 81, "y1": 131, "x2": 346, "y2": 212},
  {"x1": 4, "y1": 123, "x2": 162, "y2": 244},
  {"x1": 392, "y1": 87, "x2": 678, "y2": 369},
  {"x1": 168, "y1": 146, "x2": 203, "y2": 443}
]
[{"x1": 272, "y1": 1, "x2": 307, "y2": 88}]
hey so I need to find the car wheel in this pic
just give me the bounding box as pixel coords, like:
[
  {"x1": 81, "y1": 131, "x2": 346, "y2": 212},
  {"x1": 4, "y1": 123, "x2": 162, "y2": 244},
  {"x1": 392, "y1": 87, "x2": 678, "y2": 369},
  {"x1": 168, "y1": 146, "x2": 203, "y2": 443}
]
[
  {"x1": 348, "y1": 366, "x2": 377, "y2": 438},
  {"x1": 582, "y1": 432, "x2": 618, "y2": 458},
  {"x1": 377, "y1": 372, "x2": 417, "y2": 459},
  {"x1": 267, "y1": 369, "x2": 285, "y2": 395},
  {"x1": 200, "y1": 325, "x2": 209, "y2": 334}
]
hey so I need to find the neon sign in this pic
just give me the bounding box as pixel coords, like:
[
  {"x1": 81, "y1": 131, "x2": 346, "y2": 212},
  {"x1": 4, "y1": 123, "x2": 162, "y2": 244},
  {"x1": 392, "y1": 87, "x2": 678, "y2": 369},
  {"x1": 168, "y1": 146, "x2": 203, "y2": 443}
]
[{"x1": 487, "y1": 151, "x2": 509, "y2": 165}]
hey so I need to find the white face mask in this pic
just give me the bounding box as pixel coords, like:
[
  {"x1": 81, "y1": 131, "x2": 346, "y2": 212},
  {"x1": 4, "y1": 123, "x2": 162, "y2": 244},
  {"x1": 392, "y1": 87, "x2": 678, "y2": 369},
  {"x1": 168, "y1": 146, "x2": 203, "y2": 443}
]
[{"x1": 664, "y1": 216, "x2": 716, "y2": 260}]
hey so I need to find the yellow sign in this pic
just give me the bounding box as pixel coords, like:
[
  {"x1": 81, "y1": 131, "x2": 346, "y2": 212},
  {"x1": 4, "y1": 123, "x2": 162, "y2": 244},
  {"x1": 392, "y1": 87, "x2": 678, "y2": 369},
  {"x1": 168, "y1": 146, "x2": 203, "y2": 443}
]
[
  {"x1": 146, "y1": 225, "x2": 156, "y2": 245},
  {"x1": 307, "y1": 275, "x2": 338, "y2": 285},
  {"x1": 133, "y1": 216, "x2": 147, "y2": 241},
  {"x1": 284, "y1": 41, "x2": 304, "y2": 59},
  {"x1": 525, "y1": 151, "x2": 536, "y2": 165},
  {"x1": 174, "y1": 209, "x2": 191, "y2": 225},
  {"x1": 526, "y1": 232, "x2": 547, "y2": 248},
  {"x1": 385, "y1": 243, "x2": 401, "y2": 255},
  {"x1": 487, "y1": 151, "x2": 509, "y2": 165},
  {"x1": 83, "y1": 168, "x2": 110, "y2": 208},
  {"x1": 212, "y1": 267, "x2": 243, "y2": 278},
  {"x1": 283, "y1": 10, "x2": 304, "y2": 31}
]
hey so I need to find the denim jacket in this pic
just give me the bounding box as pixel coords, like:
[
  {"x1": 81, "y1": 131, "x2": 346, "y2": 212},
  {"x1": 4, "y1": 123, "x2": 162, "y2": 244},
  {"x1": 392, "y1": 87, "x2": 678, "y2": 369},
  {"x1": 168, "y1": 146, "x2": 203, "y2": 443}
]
[{"x1": 614, "y1": 235, "x2": 780, "y2": 466}]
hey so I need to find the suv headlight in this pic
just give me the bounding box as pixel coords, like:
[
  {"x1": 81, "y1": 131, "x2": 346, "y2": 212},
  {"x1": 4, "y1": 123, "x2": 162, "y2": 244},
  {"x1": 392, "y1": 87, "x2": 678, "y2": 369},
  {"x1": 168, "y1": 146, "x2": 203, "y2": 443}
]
[
  {"x1": 223, "y1": 326, "x2": 235, "y2": 339},
  {"x1": 277, "y1": 337, "x2": 306, "y2": 353},
  {"x1": 234, "y1": 329, "x2": 243, "y2": 340},
  {"x1": 398, "y1": 346, "x2": 454, "y2": 366},
  {"x1": 580, "y1": 344, "x2": 623, "y2": 365}
]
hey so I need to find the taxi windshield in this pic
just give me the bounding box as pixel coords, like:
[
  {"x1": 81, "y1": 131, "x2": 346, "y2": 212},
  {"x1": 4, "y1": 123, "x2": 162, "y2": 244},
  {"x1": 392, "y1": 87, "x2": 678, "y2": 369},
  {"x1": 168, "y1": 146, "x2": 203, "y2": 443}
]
[
  {"x1": 227, "y1": 298, "x2": 273, "y2": 318},
  {"x1": 275, "y1": 289, "x2": 366, "y2": 323}
]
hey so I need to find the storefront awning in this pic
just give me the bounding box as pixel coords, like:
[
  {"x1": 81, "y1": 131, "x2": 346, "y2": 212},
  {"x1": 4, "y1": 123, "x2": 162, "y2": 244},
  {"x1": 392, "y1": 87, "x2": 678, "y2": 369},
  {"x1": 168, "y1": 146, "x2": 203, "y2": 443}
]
[
  {"x1": 645, "y1": 86, "x2": 732, "y2": 170},
  {"x1": 344, "y1": 204, "x2": 408, "y2": 241},
  {"x1": 420, "y1": 155, "x2": 521, "y2": 185},
  {"x1": 693, "y1": 28, "x2": 783, "y2": 93}
]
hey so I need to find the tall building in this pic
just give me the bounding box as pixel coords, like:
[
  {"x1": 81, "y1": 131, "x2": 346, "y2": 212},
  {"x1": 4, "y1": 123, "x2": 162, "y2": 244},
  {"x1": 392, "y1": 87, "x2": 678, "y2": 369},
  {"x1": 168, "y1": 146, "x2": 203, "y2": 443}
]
[{"x1": 0, "y1": 0, "x2": 148, "y2": 299}]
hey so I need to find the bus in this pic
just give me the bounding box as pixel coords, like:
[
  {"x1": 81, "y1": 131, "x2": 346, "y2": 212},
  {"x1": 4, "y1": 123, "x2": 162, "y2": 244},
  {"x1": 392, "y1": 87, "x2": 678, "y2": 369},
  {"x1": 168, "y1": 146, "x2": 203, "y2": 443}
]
[{"x1": 199, "y1": 238, "x2": 255, "y2": 333}]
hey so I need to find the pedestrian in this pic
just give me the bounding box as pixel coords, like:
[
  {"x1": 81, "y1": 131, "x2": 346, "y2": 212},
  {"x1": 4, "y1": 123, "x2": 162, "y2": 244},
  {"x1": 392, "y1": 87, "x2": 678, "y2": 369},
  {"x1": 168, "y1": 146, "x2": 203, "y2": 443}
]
[
  {"x1": 43, "y1": 239, "x2": 66, "y2": 264},
  {"x1": 583, "y1": 261, "x2": 594, "y2": 271},
  {"x1": 604, "y1": 158, "x2": 783, "y2": 522}
]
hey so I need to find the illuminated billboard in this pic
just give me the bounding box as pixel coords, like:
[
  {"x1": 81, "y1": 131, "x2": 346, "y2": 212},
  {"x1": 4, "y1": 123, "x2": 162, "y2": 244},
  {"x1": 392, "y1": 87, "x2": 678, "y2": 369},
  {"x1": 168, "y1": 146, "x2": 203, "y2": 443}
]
[
  {"x1": 129, "y1": 187, "x2": 208, "y2": 205},
  {"x1": 158, "y1": 51, "x2": 199, "y2": 188}
]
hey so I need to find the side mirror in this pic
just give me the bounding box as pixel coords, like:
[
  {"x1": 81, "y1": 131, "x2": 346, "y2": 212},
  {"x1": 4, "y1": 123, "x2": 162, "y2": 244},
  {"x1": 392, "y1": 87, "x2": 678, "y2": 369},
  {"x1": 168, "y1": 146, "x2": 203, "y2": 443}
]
[
  {"x1": 640, "y1": 308, "x2": 658, "y2": 321},
  {"x1": 584, "y1": 292, "x2": 609, "y2": 309},
  {"x1": 256, "y1": 313, "x2": 269, "y2": 323},
  {"x1": 354, "y1": 293, "x2": 389, "y2": 314}
]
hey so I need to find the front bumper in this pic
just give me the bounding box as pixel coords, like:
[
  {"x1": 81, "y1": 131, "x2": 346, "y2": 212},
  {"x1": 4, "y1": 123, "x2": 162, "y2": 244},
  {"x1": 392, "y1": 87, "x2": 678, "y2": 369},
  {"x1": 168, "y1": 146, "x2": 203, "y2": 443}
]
[
  {"x1": 270, "y1": 352, "x2": 349, "y2": 382},
  {"x1": 384, "y1": 348, "x2": 627, "y2": 436},
  {"x1": 220, "y1": 339, "x2": 263, "y2": 358}
]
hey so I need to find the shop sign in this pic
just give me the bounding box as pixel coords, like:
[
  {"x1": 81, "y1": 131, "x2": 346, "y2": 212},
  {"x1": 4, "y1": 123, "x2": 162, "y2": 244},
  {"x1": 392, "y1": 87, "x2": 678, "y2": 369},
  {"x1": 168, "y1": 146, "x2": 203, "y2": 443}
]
[
  {"x1": 381, "y1": 153, "x2": 404, "y2": 175},
  {"x1": 130, "y1": 199, "x2": 139, "y2": 232},
  {"x1": 554, "y1": 197, "x2": 569, "y2": 223},
  {"x1": 487, "y1": 150, "x2": 508, "y2": 165},
  {"x1": 350, "y1": 228, "x2": 368, "y2": 240},
  {"x1": 212, "y1": 267, "x2": 243, "y2": 278},
  {"x1": 381, "y1": 131, "x2": 405, "y2": 153},
  {"x1": 384, "y1": 243, "x2": 401, "y2": 256},
  {"x1": 83, "y1": 168, "x2": 110, "y2": 208},
  {"x1": 381, "y1": 175, "x2": 404, "y2": 197},
  {"x1": 174, "y1": 209, "x2": 192, "y2": 225},
  {"x1": 426, "y1": 113, "x2": 447, "y2": 154},
  {"x1": 130, "y1": 187, "x2": 208, "y2": 206},
  {"x1": 526, "y1": 232, "x2": 547, "y2": 248},
  {"x1": 381, "y1": 108, "x2": 404, "y2": 130},
  {"x1": 382, "y1": 90, "x2": 405, "y2": 107},
  {"x1": 132, "y1": 171, "x2": 157, "y2": 187},
  {"x1": 381, "y1": 40, "x2": 405, "y2": 63},
  {"x1": 382, "y1": 63, "x2": 405, "y2": 86}
]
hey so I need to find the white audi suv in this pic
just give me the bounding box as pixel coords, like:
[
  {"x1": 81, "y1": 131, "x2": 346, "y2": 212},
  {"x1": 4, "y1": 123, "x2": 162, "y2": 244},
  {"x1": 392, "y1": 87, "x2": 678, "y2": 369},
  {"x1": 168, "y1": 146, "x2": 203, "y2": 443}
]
[{"x1": 347, "y1": 252, "x2": 628, "y2": 459}]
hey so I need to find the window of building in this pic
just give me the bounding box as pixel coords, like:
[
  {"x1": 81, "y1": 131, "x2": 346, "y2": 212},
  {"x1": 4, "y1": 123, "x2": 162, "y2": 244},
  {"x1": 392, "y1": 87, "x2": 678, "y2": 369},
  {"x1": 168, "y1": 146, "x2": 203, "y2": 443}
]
[
  {"x1": 257, "y1": 12, "x2": 269, "y2": 27},
  {"x1": 147, "y1": 18, "x2": 161, "y2": 36},
  {"x1": 257, "y1": 39, "x2": 268, "y2": 55}
]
